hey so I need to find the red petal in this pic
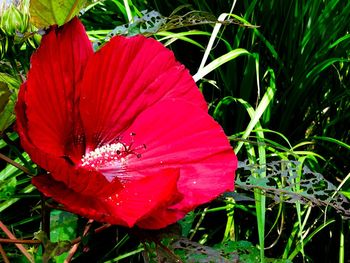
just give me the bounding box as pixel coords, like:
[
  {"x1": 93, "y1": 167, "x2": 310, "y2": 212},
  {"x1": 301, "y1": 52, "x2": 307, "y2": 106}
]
[
  {"x1": 17, "y1": 83, "x2": 123, "y2": 196},
  {"x1": 59, "y1": 166, "x2": 123, "y2": 198},
  {"x1": 24, "y1": 17, "x2": 93, "y2": 159},
  {"x1": 106, "y1": 169, "x2": 182, "y2": 227},
  {"x1": 79, "y1": 35, "x2": 207, "y2": 149},
  {"x1": 136, "y1": 208, "x2": 186, "y2": 229},
  {"x1": 32, "y1": 174, "x2": 127, "y2": 226},
  {"x1": 16, "y1": 82, "x2": 71, "y2": 183},
  {"x1": 32, "y1": 169, "x2": 182, "y2": 228},
  {"x1": 120, "y1": 99, "x2": 237, "y2": 211}
]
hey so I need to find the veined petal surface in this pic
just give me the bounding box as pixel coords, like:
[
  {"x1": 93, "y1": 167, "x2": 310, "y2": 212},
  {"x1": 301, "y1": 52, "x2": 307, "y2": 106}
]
[
  {"x1": 115, "y1": 99, "x2": 236, "y2": 211},
  {"x1": 79, "y1": 35, "x2": 208, "y2": 150},
  {"x1": 32, "y1": 169, "x2": 181, "y2": 228},
  {"x1": 24, "y1": 18, "x2": 92, "y2": 160}
]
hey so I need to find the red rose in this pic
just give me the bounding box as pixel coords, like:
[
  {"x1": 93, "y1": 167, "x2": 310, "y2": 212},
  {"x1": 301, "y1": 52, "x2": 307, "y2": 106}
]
[{"x1": 15, "y1": 18, "x2": 237, "y2": 229}]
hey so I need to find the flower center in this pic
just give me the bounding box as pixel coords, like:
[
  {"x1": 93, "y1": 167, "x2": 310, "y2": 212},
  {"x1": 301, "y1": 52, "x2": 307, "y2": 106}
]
[
  {"x1": 80, "y1": 133, "x2": 146, "y2": 171},
  {"x1": 81, "y1": 142, "x2": 127, "y2": 168}
]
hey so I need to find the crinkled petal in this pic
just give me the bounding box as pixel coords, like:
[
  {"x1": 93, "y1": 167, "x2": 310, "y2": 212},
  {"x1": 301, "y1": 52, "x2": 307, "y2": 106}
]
[
  {"x1": 60, "y1": 166, "x2": 123, "y2": 198},
  {"x1": 32, "y1": 169, "x2": 182, "y2": 228},
  {"x1": 106, "y1": 169, "x2": 182, "y2": 227},
  {"x1": 116, "y1": 99, "x2": 237, "y2": 211},
  {"x1": 24, "y1": 17, "x2": 92, "y2": 160},
  {"x1": 79, "y1": 35, "x2": 207, "y2": 150},
  {"x1": 32, "y1": 174, "x2": 127, "y2": 226}
]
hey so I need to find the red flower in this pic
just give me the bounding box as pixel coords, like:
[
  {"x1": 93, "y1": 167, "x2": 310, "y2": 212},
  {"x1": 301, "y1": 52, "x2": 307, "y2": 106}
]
[{"x1": 15, "y1": 18, "x2": 237, "y2": 229}]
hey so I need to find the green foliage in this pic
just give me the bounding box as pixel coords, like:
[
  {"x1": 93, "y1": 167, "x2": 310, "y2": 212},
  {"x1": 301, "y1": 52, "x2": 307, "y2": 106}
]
[
  {"x1": 173, "y1": 239, "x2": 256, "y2": 262},
  {"x1": 0, "y1": 82, "x2": 10, "y2": 114},
  {"x1": 109, "y1": 10, "x2": 166, "y2": 37},
  {"x1": 35, "y1": 231, "x2": 72, "y2": 263},
  {"x1": 29, "y1": 0, "x2": 89, "y2": 28},
  {"x1": 0, "y1": 172, "x2": 17, "y2": 200},
  {"x1": 49, "y1": 211, "x2": 78, "y2": 262},
  {"x1": 0, "y1": 1, "x2": 30, "y2": 36},
  {"x1": 0, "y1": 76, "x2": 19, "y2": 133}
]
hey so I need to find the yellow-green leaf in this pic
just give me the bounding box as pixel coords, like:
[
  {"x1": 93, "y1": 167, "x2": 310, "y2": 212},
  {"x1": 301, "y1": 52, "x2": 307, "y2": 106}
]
[
  {"x1": 0, "y1": 82, "x2": 10, "y2": 114},
  {"x1": 0, "y1": 82, "x2": 16, "y2": 133},
  {"x1": 0, "y1": 75, "x2": 20, "y2": 133},
  {"x1": 29, "y1": 0, "x2": 88, "y2": 28}
]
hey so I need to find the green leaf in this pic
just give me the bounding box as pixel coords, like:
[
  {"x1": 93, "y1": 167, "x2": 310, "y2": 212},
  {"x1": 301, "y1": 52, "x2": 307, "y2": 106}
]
[
  {"x1": 340, "y1": 190, "x2": 350, "y2": 198},
  {"x1": 193, "y1": 48, "x2": 250, "y2": 82},
  {"x1": 0, "y1": 82, "x2": 10, "y2": 114},
  {"x1": 172, "y1": 238, "x2": 288, "y2": 262},
  {"x1": 29, "y1": 0, "x2": 88, "y2": 28},
  {"x1": 34, "y1": 211, "x2": 78, "y2": 262},
  {"x1": 109, "y1": 10, "x2": 166, "y2": 37},
  {"x1": 35, "y1": 230, "x2": 72, "y2": 263},
  {"x1": 50, "y1": 210, "x2": 78, "y2": 242},
  {"x1": 0, "y1": 81, "x2": 16, "y2": 133},
  {"x1": 214, "y1": 240, "x2": 260, "y2": 262},
  {"x1": 0, "y1": 176, "x2": 17, "y2": 200},
  {"x1": 178, "y1": 211, "x2": 195, "y2": 237},
  {"x1": 0, "y1": 72, "x2": 21, "y2": 88},
  {"x1": 50, "y1": 210, "x2": 78, "y2": 262}
]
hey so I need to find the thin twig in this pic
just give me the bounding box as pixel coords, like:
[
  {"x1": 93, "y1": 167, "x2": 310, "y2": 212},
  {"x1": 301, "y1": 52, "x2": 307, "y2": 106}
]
[
  {"x1": 0, "y1": 238, "x2": 41, "y2": 244},
  {"x1": 2, "y1": 133, "x2": 34, "y2": 173},
  {"x1": 0, "y1": 224, "x2": 111, "y2": 245},
  {"x1": 0, "y1": 220, "x2": 34, "y2": 262},
  {"x1": 64, "y1": 219, "x2": 94, "y2": 262},
  {"x1": 0, "y1": 221, "x2": 111, "y2": 263},
  {"x1": 0, "y1": 152, "x2": 34, "y2": 176},
  {"x1": 70, "y1": 224, "x2": 111, "y2": 245},
  {"x1": 0, "y1": 243, "x2": 10, "y2": 263}
]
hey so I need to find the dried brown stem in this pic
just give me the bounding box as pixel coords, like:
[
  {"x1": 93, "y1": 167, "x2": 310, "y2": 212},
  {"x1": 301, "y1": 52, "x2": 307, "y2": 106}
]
[
  {"x1": 0, "y1": 221, "x2": 111, "y2": 262},
  {"x1": 64, "y1": 219, "x2": 94, "y2": 262},
  {"x1": 0, "y1": 243, "x2": 10, "y2": 263},
  {"x1": 0, "y1": 224, "x2": 111, "y2": 246},
  {"x1": 0, "y1": 238, "x2": 41, "y2": 244},
  {"x1": 0, "y1": 152, "x2": 34, "y2": 176},
  {"x1": 0, "y1": 220, "x2": 34, "y2": 262}
]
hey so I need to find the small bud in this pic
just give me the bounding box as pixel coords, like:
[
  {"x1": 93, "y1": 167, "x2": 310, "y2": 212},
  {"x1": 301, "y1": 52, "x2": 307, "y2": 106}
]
[{"x1": 0, "y1": 2, "x2": 29, "y2": 36}]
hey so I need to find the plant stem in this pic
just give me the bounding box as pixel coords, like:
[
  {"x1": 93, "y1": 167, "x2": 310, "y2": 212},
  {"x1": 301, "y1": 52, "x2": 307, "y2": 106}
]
[
  {"x1": 64, "y1": 219, "x2": 94, "y2": 262},
  {"x1": 0, "y1": 152, "x2": 33, "y2": 176},
  {"x1": 0, "y1": 244, "x2": 10, "y2": 263},
  {"x1": 0, "y1": 220, "x2": 34, "y2": 262},
  {"x1": 339, "y1": 219, "x2": 344, "y2": 263}
]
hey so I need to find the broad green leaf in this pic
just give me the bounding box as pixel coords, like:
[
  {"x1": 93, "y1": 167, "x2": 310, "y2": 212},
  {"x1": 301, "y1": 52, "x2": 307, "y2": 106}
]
[
  {"x1": 29, "y1": 0, "x2": 88, "y2": 28},
  {"x1": 50, "y1": 210, "x2": 78, "y2": 242},
  {"x1": 0, "y1": 82, "x2": 10, "y2": 114},
  {"x1": 0, "y1": 81, "x2": 16, "y2": 133},
  {"x1": 35, "y1": 231, "x2": 71, "y2": 263},
  {"x1": 0, "y1": 72, "x2": 21, "y2": 88},
  {"x1": 34, "y1": 211, "x2": 78, "y2": 262},
  {"x1": 50, "y1": 210, "x2": 78, "y2": 262}
]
